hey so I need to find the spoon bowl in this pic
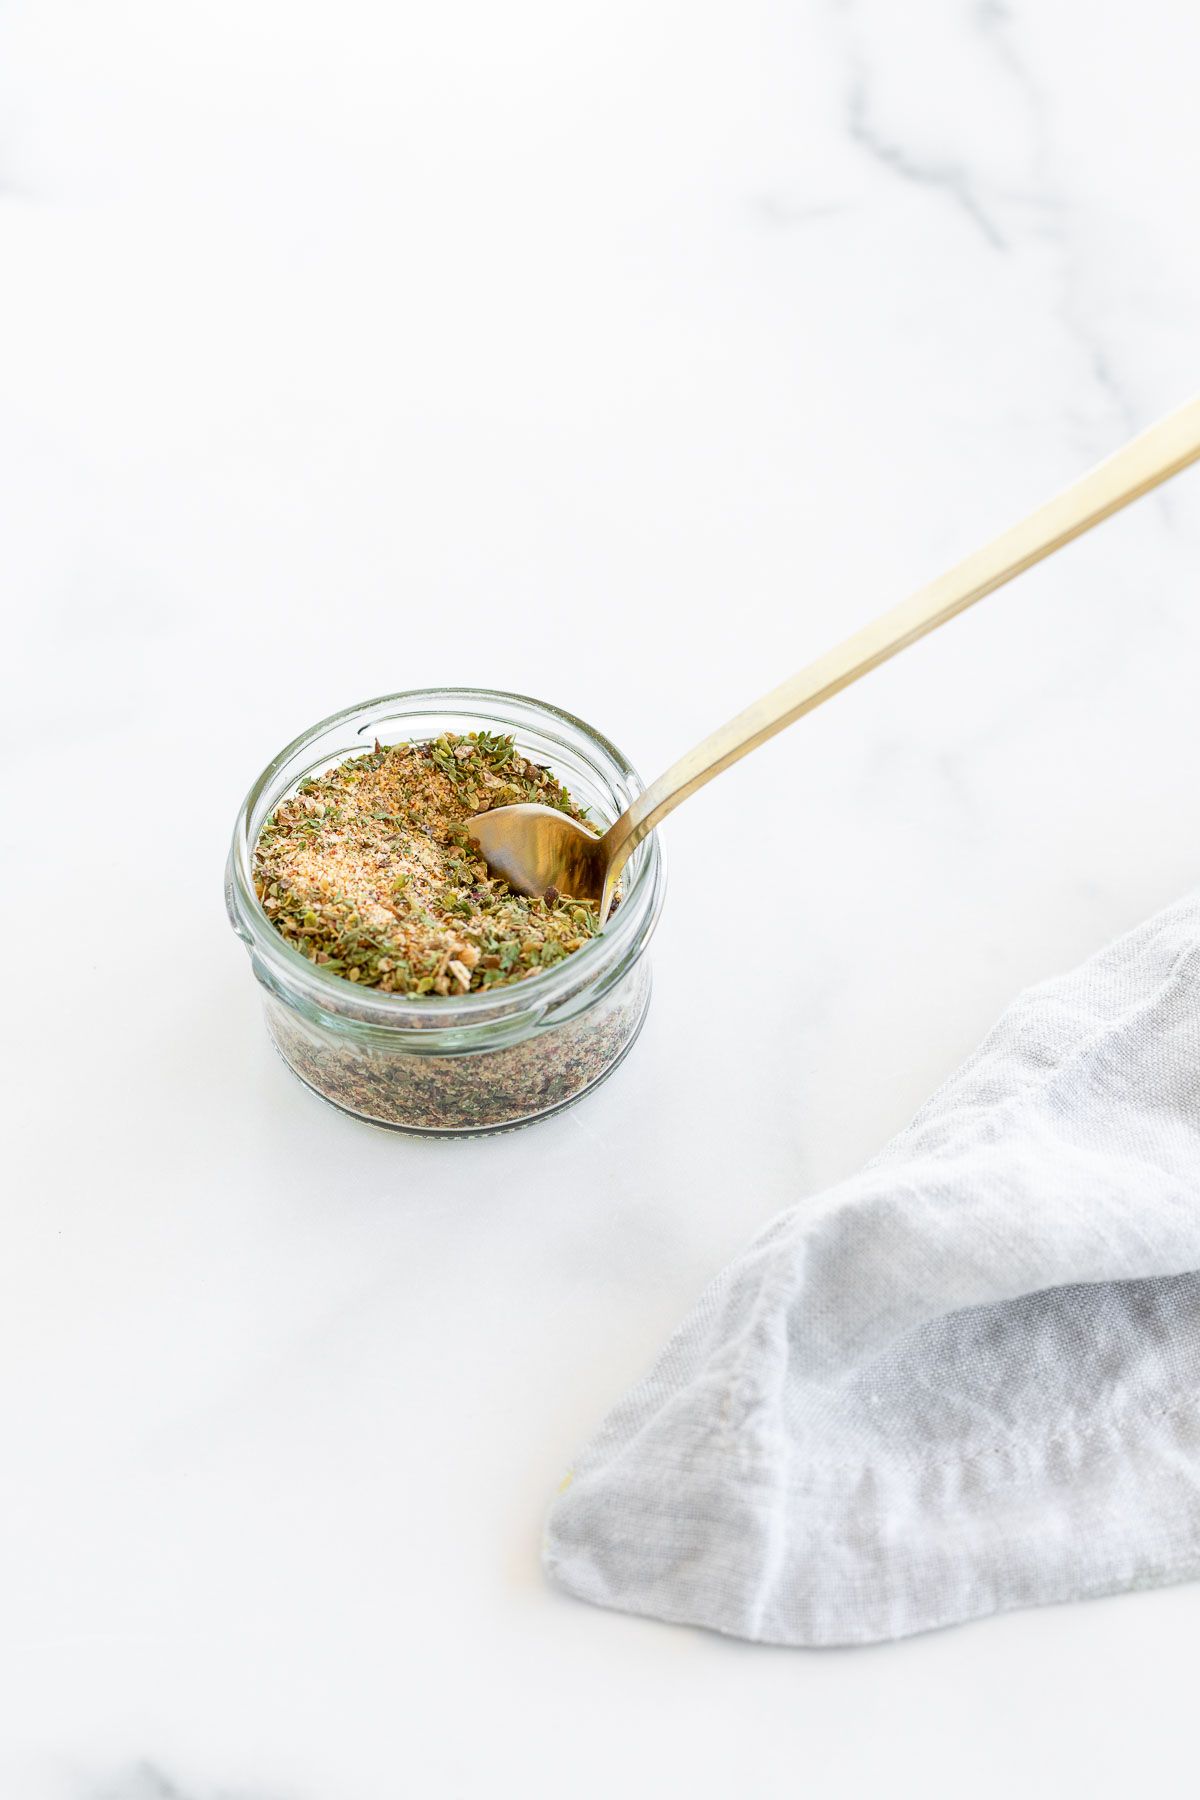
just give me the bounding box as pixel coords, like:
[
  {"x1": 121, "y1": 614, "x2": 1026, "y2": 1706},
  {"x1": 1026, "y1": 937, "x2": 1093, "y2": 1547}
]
[{"x1": 466, "y1": 802, "x2": 613, "y2": 914}]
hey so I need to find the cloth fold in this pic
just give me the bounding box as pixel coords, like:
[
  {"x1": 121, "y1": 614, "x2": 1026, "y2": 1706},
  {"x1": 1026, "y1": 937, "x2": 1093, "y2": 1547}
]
[{"x1": 544, "y1": 891, "x2": 1200, "y2": 1645}]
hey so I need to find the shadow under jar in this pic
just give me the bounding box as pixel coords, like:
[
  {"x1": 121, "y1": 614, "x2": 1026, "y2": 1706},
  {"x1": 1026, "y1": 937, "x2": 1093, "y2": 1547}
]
[{"x1": 225, "y1": 688, "x2": 665, "y2": 1136}]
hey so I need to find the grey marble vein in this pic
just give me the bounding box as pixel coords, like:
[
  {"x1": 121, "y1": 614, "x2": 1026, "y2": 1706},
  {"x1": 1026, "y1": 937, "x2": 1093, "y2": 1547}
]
[
  {"x1": 89, "y1": 1763, "x2": 290, "y2": 1800},
  {"x1": 840, "y1": 0, "x2": 1143, "y2": 451},
  {"x1": 974, "y1": 0, "x2": 1142, "y2": 443},
  {"x1": 91, "y1": 1769, "x2": 191, "y2": 1800},
  {"x1": 753, "y1": 194, "x2": 852, "y2": 227},
  {"x1": 844, "y1": 51, "x2": 1008, "y2": 251}
]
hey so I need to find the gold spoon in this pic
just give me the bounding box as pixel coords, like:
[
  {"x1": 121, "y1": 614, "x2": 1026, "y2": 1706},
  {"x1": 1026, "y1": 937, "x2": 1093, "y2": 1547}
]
[{"x1": 469, "y1": 396, "x2": 1200, "y2": 924}]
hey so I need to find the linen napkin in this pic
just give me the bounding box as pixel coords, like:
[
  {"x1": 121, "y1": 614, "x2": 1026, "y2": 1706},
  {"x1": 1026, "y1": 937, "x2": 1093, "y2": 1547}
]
[{"x1": 544, "y1": 891, "x2": 1200, "y2": 1645}]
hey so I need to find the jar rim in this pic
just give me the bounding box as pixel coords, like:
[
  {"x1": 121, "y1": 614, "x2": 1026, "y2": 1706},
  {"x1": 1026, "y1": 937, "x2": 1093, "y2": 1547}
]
[{"x1": 226, "y1": 685, "x2": 664, "y2": 1031}]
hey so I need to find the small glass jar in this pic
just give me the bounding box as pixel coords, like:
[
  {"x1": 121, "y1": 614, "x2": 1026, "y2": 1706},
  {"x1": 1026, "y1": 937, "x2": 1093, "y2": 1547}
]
[{"x1": 226, "y1": 688, "x2": 664, "y2": 1135}]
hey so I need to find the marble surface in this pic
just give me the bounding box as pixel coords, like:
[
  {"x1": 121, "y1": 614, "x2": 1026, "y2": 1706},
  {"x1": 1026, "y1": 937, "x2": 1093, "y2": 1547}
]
[{"x1": 3, "y1": 0, "x2": 1200, "y2": 1793}]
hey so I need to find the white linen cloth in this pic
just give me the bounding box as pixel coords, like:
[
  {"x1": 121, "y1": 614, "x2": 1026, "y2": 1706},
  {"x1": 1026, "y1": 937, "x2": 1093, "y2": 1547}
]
[{"x1": 544, "y1": 892, "x2": 1200, "y2": 1645}]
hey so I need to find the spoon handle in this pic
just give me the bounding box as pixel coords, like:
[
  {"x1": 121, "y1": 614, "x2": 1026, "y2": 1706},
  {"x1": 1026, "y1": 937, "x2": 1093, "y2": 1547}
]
[{"x1": 602, "y1": 394, "x2": 1200, "y2": 880}]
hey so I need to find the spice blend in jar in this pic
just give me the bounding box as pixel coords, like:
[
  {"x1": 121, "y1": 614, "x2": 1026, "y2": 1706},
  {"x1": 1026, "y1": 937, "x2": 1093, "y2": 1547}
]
[
  {"x1": 253, "y1": 733, "x2": 607, "y2": 996},
  {"x1": 228, "y1": 690, "x2": 664, "y2": 1136},
  {"x1": 260, "y1": 960, "x2": 651, "y2": 1135}
]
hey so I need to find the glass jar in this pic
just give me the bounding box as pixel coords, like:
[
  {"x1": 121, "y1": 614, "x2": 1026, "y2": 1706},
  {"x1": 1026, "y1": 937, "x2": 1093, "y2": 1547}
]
[{"x1": 225, "y1": 688, "x2": 665, "y2": 1135}]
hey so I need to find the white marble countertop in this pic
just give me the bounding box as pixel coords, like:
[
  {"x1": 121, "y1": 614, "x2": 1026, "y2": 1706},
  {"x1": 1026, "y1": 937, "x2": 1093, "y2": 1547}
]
[{"x1": 4, "y1": 0, "x2": 1200, "y2": 1794}]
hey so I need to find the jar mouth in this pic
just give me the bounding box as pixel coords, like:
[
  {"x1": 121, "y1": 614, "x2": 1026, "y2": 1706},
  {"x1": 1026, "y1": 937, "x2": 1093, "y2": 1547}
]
[{"x1": 226, "y1": 686, "x2": 664, "y2": 1030}]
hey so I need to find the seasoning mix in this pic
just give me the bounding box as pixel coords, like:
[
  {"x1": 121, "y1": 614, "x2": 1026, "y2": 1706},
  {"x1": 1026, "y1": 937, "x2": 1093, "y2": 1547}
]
[
  {"x1": 253, "y1": 732, "x2": 605, "y2": 996},
  {"x1": 227, "y1": 691, "x2": 664, "y2": 1136}
]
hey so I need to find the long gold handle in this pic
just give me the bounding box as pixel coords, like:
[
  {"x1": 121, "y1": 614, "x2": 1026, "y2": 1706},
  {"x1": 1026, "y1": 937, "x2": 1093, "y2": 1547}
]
[{"x1": 602, "y1": 395, "x2": 1200, "y2": 882}]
